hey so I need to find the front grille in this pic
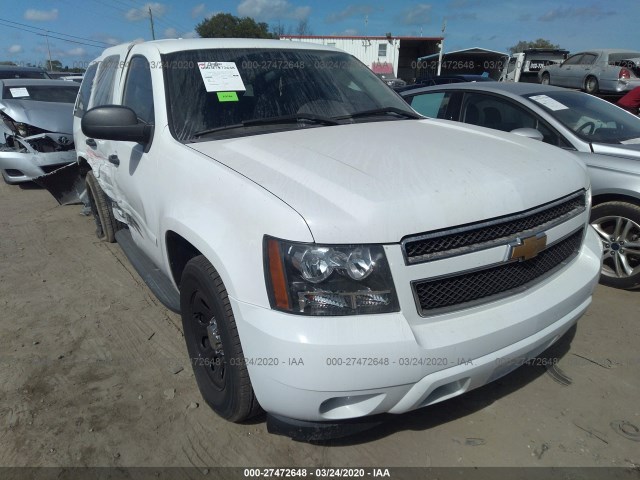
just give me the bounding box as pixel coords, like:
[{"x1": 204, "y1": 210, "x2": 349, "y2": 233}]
[
  {"x1": 403, "y1": 191, "x2": 586, "y2": 264},
  {"x1": 413, "y1": 228, "x2": 584, "y2": 315}
]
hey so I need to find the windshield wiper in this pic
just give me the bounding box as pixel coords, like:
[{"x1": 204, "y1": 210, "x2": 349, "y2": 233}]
[
  {"x1": 190, "y1": 114, "x2": 339, "y2": 140},
  {"x1": 333, "y1": 107, "x2": 422, "y2": 121}
]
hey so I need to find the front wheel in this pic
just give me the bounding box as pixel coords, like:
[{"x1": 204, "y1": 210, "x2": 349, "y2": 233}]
[
  {"x1": 180, "y1": 255, "x2": 262, "y2": 422},
  {"x1": 590, "y1": 201, "x2": 640, "y2": 290}
]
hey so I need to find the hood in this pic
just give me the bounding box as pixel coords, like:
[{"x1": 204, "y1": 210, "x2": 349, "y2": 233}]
[
  {"x1": 0, "y1": 100, "x2": 74, "y2": 134},
  {"x1": 188, "y1": 119, "x2": 589, "y2": 244}
]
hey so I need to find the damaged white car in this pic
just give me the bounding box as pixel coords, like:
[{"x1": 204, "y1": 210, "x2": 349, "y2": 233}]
[{"x1": 0, "y1": 79, "x2": 78, "y2": 184}]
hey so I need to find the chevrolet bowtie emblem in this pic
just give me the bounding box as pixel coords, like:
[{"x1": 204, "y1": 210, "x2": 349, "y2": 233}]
[{"x1": 509, "y1": 233, "x2": 547, "y2": 261}]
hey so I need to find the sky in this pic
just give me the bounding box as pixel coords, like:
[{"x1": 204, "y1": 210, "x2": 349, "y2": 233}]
[{"x1": 1, "y1": 0, "x2": 638, "y2": 69}]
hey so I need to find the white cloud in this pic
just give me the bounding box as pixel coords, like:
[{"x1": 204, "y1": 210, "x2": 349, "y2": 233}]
[
  {"x1": 163, "y1": 28, "x2": 198, "y2": 39},
  {"x1": 538, "y1": 6, "x2": 615, "y2": 22},
  {"x1": 164, "y1": 27, "x2": 179, "y2": 38},
  {"x1": 8, "y1": 44, "x2": 23, "y2": 54},
  {"x1": 65, "y1": 47, "x2": 87, "y2": 57},
  {"x1": 399, "y1": 4, "x2": 431, "y2": 26},
  {"x1": 125, "y1": 3, "x2": 166, "y2": 21},
  {"x1": 24, "y1": 8, "x2": 58, "y2": 21},
  {"x1": 238, "y1": 0, "x2": 310, "y2": 21},
  {"x1": 326, "y1": 5, "x2": 375, "y2": 24},
  {"x1": 191, "y1": 3, "x2": 205, "y2": 18}
]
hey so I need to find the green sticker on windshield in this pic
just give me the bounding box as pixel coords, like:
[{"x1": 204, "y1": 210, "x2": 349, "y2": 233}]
[{"x1": 217, "y1": 91, "x2": 239, "y2": 102}]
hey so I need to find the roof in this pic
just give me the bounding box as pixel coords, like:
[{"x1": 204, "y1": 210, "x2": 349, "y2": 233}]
[
  {"x1": 400, "y1": 81, "x2": 571, "y2": 97},
  {"x1": 418, "y1": 47, "x2": 508, "y2": 61},
  {"x1": 280, "y1": 35, "x2": 443, "y2": 41},
  {"x1": 98, "y1": 38, "x2": 347, "y2": 59}
]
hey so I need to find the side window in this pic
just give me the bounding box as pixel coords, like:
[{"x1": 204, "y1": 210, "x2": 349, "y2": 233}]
[
  {"x1": 409, "y1": 92, "x2": 452, "y2": 119},
  {"x1": 563, "y1": 54, "x2": 583, "y2": 66},
  {"x1": 378, "y1": 44, "x2": 387, "y2": 57},
  {"x1": 122, "y1": 56, "x2": 154, "y2": 124},
  {"x1": 580, "y1": 54, "x2": 597, "y2": 65},
  {"x1": 462, "y1": 93, "x2": 569, "y2": 147},
  {"x1": 74, "y1": 62, "x2": 98, "y2": 117},
  {"x1": 92, "y1": 55, "x2": 120, "y2": 107}
]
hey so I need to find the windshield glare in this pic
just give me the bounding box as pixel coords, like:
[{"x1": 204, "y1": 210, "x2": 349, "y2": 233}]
[
  {"x1": 162, "y1": 48, "x2": 416, "y2": 141},
  {"x1": 526, "y1": 91, "x2": 640, "y2": 144}
]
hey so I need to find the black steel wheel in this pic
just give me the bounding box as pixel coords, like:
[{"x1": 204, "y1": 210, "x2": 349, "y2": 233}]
[{"x1": 180, "y1": 255, "x2": 262, "y2": 422}]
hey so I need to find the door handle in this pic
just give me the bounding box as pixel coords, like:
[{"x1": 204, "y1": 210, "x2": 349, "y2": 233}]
[
  {"x1": 85, "y1": 138, "x2": 97, "y2": 147},
  {"x1": 108, "y1": 154, "x2": 120, "y2": 166}
]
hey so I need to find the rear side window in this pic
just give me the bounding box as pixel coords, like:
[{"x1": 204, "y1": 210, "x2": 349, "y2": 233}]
[
  {"x1": 92, "y1": 55, "x2": 120, "y2": 107},
  {"x1": 122, "y1": 56, "x2": 154, "y2": 124},
  {"x1": 74, "y1": 62, "x2": 98, "y2": 117}
]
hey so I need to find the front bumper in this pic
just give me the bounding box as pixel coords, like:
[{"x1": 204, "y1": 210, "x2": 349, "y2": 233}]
[
  {"x1": 231, "y1": 227, "x2": 602, "y2": 422},
  {"x1": 0, "y1": 133, "x2": 75, "y2": 184}
]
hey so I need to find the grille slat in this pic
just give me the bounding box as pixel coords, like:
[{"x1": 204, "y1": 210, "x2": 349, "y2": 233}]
[
  {"x1": 403, "y1": 191, "x2": 586, "y2": 264},
  {"x1": 413, "y1": 229, "x2": 584, "y2": 315}
]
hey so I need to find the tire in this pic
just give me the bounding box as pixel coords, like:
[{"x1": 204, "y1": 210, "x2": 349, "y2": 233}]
[
  {"x1": 590, "y1": 201, "x2": 640, "y2": 290},
  {"x1": 541, "y1": 73, "x2": 550, "y2": 85},
  {"x1": 585, "y1": 76, "x2": 599, "y2": 94},
  {"x1": 85, "y1": 170, "x2": 118, "y2": 243},
  {"x1": 180, "y1": 255, "x2": 262, "y2": 422}
]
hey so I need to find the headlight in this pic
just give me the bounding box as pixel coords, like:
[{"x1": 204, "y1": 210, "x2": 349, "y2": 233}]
[{"x1": 264, "y1": 237, "x2": 400, "y2": 316}]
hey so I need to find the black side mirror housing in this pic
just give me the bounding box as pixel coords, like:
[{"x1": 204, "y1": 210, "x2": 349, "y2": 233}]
[{"x1": 81, "y1": 105, "x2": 153, "y2": 144}]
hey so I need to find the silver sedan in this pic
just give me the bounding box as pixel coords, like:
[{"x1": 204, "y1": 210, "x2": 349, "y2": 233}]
[
  {"x1": 401, "y1": 82, "x2": 640, "y2": 289},
  {"x1": 538, "y1": 49, "x2": 640, "y2": 94}
]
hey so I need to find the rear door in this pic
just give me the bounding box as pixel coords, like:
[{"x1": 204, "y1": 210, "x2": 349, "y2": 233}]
[
  {"x1": 109, "y1": 55, "x2": 159, "y2": 251},
  {"x1": 554, "y1": 54, "x2": 583, "y2": 86},
  {"x1": 78, "y1": 55, "x2": 122, "y2": 199}
]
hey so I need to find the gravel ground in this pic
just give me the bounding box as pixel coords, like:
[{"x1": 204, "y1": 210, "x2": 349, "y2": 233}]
[{"x1": 1, "y1": 180, "x2": 639, "y2": 476}]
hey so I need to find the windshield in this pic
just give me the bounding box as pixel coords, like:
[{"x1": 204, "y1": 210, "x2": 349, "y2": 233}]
[
  {"x1": 525, "y1": 90, "x2": 640, "y2": 144},
  {"x1": 2, "y1": 85, "x2": 79, "y2": 103},
  {"x1": 162, "y1": 48, "x2": 417, "y2": 142}
]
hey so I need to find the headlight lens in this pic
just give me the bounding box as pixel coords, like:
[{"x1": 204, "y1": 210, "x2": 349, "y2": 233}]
[{"x1": 265, "y1": 237, "x2": 400, "y2": 316}]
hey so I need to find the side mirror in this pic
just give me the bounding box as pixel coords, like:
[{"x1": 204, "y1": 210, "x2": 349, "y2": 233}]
[
  {"x1": 510, "y1": 127, "x2": 544, "y2": 142},
  {"x1": 81, "y1": 105, "x2": 152, "y2": 144}
]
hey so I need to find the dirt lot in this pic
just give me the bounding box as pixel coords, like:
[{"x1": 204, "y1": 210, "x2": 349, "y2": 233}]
[{"x1": 1, "y1": 180, "x2": 639, "y2": 474}]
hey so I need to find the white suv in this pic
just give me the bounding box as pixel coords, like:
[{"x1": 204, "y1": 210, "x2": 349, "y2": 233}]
[{"x1": 73, "y1": 39, "x2": 601, "y2": 439}]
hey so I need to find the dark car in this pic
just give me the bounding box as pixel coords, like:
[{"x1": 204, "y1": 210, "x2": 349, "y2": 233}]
[
  {"x1": 401, "y1": 82, "x2": 640, "y2": 289},
  {"x1": 0, "y1": 66, "x2": 51, "y2": 80}
]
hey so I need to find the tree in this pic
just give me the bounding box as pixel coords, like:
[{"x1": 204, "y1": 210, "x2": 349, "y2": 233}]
[
  {"x1": 508, "y1": 38, "x2": 559, "y2": 54},
  {"x1": 0, "y1": 61, "x2": 17, "y2": 66},
  {"x1": 295, "y1": 19, "x2": 312, "y2": 36},
  {"x1": 196, "y1": 13, "x2": 275, "y2": 39},
  {"x1": 49, "y1": 59, "x2": 63, "y2": 71}
]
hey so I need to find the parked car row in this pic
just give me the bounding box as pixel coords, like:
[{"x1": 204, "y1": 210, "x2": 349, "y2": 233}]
[
  {"x1": 400, "y1": 82, "x2": 640, "y2": 289},
  {"x1": 539, "y1": 49, "x2": 640, "y2": 94}
]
